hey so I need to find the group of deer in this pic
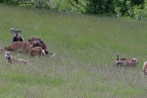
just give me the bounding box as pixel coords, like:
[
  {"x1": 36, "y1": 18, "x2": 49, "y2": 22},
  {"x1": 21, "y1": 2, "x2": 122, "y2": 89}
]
[
  {"x1": 115, "y1": 54, "x2": 147, "y2": 75},
  {"x1": 3, "y1": 28, "x2": 55, "y2": 65}
]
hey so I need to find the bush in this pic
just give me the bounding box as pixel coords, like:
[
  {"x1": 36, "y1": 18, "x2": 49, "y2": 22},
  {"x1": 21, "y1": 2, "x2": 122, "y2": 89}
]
[{"x1": 2, "y1": 0, "x2": 17, "y2": 4}]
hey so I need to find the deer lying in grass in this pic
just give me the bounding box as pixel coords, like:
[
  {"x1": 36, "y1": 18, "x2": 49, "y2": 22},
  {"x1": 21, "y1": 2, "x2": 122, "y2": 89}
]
[
  {"x1": 28, "y1": 36, "x2": 48, "y2": 54},
  {"x1": 115, "y1": 54, "x2": 138, "y2": 68},
  {"x1": 10, "y1": 28, "x2": 24, "y2": 42},
  {"x1": 5, "y1": 51, "x2": 31, "y2": 65},
  {"x1": 28, "y1": 36, "x2": 55, "y2": 58},
  {"x1": 4, "y1": 41, "x2": 31, "y2": 54},
  {"x1": 30, "y1": 47, "x2": 45, "y2": 57},
  {"x1": 142, "y1": 62, "x2": 147, "y2": 75}
]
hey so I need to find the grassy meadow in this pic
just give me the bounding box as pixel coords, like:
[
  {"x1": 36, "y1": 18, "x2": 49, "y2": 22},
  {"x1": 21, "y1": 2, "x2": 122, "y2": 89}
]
[{"x1": 0, "y1": 4, "x2": 147, "y2": 98}]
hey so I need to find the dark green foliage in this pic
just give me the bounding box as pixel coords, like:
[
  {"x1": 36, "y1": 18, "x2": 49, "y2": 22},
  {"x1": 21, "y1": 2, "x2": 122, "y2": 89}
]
[
  {"x1": 131, "y1": 0, "x2": 144, "y2": 5},
  {"x1": 1, "y1": 0, "x2": 17, "y2": 4},
  {"x1": 1, "y1": 0, "x2": 146, "y2": 19},
  {"x1": 85, "y1": 0, "x2": 115, "y2": 15}
]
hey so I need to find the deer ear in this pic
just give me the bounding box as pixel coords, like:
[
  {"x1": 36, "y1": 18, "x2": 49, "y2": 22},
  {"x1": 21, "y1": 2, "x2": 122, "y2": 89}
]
[
  {"x1": 16, "y1": 29, "x2": 22, "y2": 33},
  {"x1": 10, "y1": 28, "x2": 15, "y2": 33}
]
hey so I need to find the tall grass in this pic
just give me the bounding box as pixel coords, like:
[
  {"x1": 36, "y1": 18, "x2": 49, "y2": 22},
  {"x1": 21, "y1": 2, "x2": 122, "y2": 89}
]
[{"x1": 0, "y1": 4, "x2": 147, "y2": 98}]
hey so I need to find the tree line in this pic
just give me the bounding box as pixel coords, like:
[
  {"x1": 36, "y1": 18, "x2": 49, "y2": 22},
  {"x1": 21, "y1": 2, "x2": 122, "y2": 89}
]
[{"x1": 1, "y1": 0, "x2": 147, "y2": 20}]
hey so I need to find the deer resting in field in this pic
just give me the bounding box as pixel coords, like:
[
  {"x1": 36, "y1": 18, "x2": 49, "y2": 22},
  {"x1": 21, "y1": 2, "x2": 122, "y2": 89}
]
[
  {"x1": 5, "y1": 51, "x2": 31, "y2": 65},
  {"x1": 10, "y1": 28, "x2": 24, "y2": 42},
  {"x1": 30, "y1": 47, "x2": 45, "y2": 57},
  {"x1": 4, "y1": 41, "x2": 31, "y2": 54},
  {"x1": 28, "y1": 36, "x2": 48, "y2": 54},
  {"x1": 115, "y1": 54, "x2": 138, "y2": 68},
  {"x1": 28, "y1": 36, "x2": 55, "y2": 58}
]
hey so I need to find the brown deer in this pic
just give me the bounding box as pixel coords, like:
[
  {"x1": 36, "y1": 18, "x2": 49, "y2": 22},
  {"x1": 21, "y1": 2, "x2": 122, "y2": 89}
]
[
  {"x1": 4, "y1": 41, "x2": 31, "y2": 54},
  {"x1": 28, "y1": 36, "x2": 48, "y2": 54},
  {"x1": 115, "y1": 54, "x2": 138, "y2": 68},
  {"x1": 30, "y1": 47, "x2": 45, "y2": 57}
]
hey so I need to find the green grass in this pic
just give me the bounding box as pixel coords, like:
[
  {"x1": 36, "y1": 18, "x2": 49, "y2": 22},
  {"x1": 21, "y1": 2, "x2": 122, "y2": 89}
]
[{"x1": 0, "y1": 4, "x2": 147, "y2": 98}]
